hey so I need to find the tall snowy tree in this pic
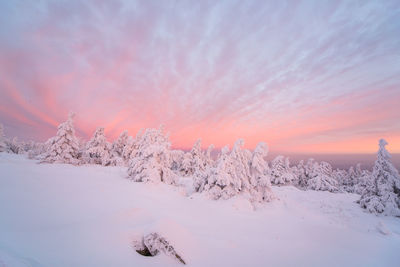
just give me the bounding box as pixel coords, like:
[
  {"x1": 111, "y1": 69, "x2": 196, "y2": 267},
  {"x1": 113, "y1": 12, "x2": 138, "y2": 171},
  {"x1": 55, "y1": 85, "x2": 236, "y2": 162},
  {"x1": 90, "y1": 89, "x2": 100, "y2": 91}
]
[
  {"x1": 41, "y1": 112, "x2": 80, "y2": 164},
  {"x1": 359, "y1": 139, "x2": 400, "y2": 216},
  {"x1": 83, "y1": 127, "x2": 111, "y2": 166},
  {"x1": 127, "y1": 126, "x2": 177, "y2": 185},
  {"x1": 249, "y1": 142, "x2": 274, "y2": 202},
  {"x1": 200, "y1": 146, "x2": 233, "y2": 199}
]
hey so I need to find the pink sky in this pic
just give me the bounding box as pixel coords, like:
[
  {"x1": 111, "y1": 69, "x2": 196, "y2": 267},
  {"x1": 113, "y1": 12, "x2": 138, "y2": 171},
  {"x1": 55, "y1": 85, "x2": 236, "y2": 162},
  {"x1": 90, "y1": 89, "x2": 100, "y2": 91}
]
[{"x1": 1, "y1": 1, "x2": 400, "y2": 153}]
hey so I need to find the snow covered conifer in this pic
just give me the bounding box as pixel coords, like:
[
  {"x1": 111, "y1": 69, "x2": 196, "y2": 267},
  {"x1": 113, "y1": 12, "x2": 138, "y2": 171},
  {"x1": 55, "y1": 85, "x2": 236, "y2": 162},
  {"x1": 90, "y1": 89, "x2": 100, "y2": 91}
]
[
  {"x1": 84, "y1": 127, "x2": 111, "y2": 166},
  {"x1": 249, "y1": 142, "x2": 274, "y2": 202},
  {"x1": 110, "y1": 130, "x2": 129, "y2": 165},
  {"x1": 127, "y1": 126, "x2": 176, "y2": 185},
  {"x1": 42, "y1": 112, "x2": 80, "y2": 164},
  {"x1": 200, "y1": 140, "x2": 254, "y2": 200},
  {"x1": 202, "y1": 146, "x2": 233, "y2": 199},
  {"x1": 306, "y1": 161, "x2": 338, "y2": 192},
  {"x1": 359, "y1": 139, "x2": 400, "y2": 216},
  {"x1": 270, "y1": 155, "x2": 295, "y2": 185},
  {"x1": 181, "y1": 139, "x2": 206, "y2": 176}
]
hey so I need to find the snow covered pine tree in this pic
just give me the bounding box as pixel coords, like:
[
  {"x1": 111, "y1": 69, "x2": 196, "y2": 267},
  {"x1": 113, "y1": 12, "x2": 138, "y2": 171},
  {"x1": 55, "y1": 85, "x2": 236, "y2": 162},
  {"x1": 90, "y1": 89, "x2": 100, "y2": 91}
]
[
  {"x1": 84, "y1": 127, "x2": 112, "y2": 166},
  {"x1": 127, "y1": 126, "x2": 177, "y2": 185},
  {"x1": 109, "y1": 130, "x2": 130, "y2": 166},
  {"x1": 249, "y1": 142, "x2": 274, "y2": 202},
  {"x1": 359, "y1": 139, "x2": 400, "y2": 216},
  {"x1": 41, "y1": 112, "x2": 80, "y2": 164}
]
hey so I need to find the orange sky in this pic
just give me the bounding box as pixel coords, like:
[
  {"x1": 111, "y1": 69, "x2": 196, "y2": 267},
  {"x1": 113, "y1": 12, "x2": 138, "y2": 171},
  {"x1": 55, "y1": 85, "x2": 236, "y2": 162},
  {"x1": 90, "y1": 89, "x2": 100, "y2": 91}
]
[{"x1": 1, "y1": 1, "x2": 400, "y2": 154}]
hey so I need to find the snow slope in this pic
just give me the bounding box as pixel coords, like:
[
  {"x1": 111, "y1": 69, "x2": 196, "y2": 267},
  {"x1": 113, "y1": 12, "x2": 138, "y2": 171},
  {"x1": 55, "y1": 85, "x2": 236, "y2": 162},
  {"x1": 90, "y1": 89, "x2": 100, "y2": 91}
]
[{"x1": 0, "y1": 153, "x2": 399, "y2": 267}]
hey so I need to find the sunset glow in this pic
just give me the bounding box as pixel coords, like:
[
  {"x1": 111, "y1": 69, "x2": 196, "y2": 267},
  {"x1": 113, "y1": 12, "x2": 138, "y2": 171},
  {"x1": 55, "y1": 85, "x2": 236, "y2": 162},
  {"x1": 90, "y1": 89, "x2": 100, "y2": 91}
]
[{"x1": 1, "y1": 0, "x2": 399, "y2": 153}]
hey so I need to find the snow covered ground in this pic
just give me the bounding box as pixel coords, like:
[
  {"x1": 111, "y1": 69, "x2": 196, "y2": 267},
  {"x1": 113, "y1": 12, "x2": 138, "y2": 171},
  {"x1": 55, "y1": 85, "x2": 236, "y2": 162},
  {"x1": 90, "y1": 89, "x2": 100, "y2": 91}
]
[{"x1": 1, "y1": 153, "x2": 400, "y2": 267}]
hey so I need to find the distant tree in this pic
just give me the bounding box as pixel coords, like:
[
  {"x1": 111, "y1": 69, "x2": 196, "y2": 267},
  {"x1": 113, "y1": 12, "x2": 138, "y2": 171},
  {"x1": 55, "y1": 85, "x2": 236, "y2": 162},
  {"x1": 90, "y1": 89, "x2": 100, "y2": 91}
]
[
  {"x1": 41, "y1": 112, "x2": 80, "y2": 164},
  {"x1": 122, "y1": 130, "x2": 143, "y2": 162},
  {"x1": 127, "y1": 126, "x2": 177, "y2": 185},
  {"x1": 359, "y1": 139, "x2": 400, "y2": 216},
  {"x1": 83, "y1": 127, "x2": 111, "y2": 166}
]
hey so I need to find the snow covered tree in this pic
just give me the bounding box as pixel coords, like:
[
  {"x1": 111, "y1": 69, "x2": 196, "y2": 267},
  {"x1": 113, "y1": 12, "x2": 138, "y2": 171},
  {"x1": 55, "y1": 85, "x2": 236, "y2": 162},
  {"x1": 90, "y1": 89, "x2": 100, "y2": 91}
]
[
  {"x1": 270, "y1": 155, "x2": 295, "y2": 185},
  {"x1": 198, "y1": 139, "x2": 255, "y2": 201},
  {"x1": 110, "y1": 130, "x2": 129, "y2": 166},
  {"x1": 354, "y1": 168, "x2": 372, "y2": 195},
  {"x1": 340, "y1": 164, "x2": 368, "y2": 193},
  {"x1": 359, "y1": 139, "x2": 400, "y2": 216},
  {"x1": 83, "y1": 127, "x2": 111, "y2": 166},
  {"x1": 0, "y1": 123, "x2": 6, "y2": 152},
  {"x1": 193, "y1": 144, "x2": 215, "y2": 191},
  {"x1": 200, "y1": 146, "x2": 233, "y2": 199},
  {"x1": 41, "y1": 112, "x2": 80, "y2": 164},
  {"x1": 180, "y1": 152, "x2": 192, "y2": 175},
  {"x1": 306, "y1": 161, "x2": 339, "y2": 192},
  {"x1": 122, "y1": 129, "x2": 144, "y2": 162},
  {"x1": 127, "y1": 126, "x2": 177, "y2": 185},
  {"x1": 6, "y1": 137, "x2": 23, "y2": 154},
  {"x1": 170, "y1": 149, "x2": 185, "y2": 173},
  {"x1": 180, "y1": 139, "x2": 206, "y2": 176},
  {"x1": 333, "y1": 168, "x2": 348, "y2": 192},
  {"x1": 249, "y1": 142, "x2": 274, "y2": 202}
]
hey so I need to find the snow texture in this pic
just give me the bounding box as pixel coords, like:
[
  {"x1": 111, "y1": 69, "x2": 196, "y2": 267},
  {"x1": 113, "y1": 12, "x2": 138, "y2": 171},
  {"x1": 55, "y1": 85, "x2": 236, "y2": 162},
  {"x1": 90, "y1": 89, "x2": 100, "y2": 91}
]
[{"x1": 1, "y1": 153, "x2": 400, "y2": 267}]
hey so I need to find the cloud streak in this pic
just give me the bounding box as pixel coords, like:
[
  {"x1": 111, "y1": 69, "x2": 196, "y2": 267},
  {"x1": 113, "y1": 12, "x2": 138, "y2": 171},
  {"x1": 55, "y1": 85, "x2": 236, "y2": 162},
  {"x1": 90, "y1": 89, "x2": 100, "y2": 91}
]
[{"x1": 1, "y1": 0, "x2": 400, "y2": 153}]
